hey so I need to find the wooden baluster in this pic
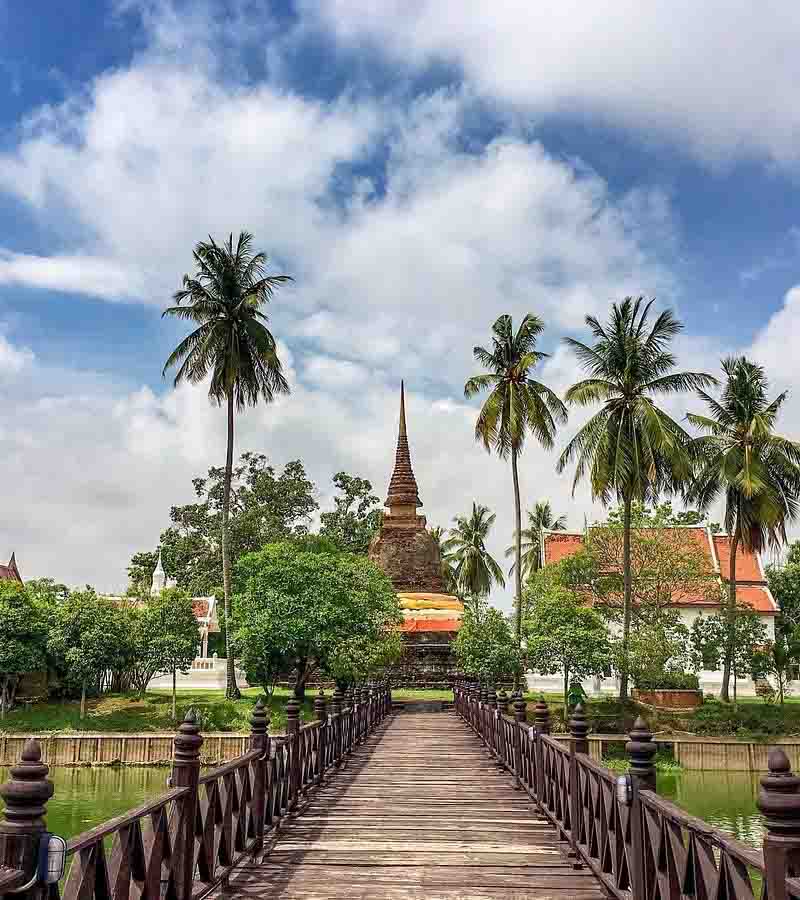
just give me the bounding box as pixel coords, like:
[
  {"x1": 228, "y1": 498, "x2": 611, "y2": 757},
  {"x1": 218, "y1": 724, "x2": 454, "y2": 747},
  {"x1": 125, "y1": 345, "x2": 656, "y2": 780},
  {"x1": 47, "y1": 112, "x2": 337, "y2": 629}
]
[
  {"x1": 758, "y1": 748, "x2": 800, "y2": 900},
  {"x1": 331, "y1": 688, "x2": 343, "y2": 767},
  {"x1": 626, "y1": 716, "x2": 656, "y2": 899},
  {"x1": 359, "y1": 687, "x2": 367, "y2": 742},
  {"x1": 533, "y1": 696, "x2": 549, "y2": 801},
  {"x1": 496, "y1": 690, "x2": 509, "y2": 769},
  {"x1": 172, "y1": 709, "x2": 204, "y2": 900},
  {"x1": 487, "y1": 688, "x2": 498, "y2": 760},
  {"x1": 286, "y1": 699, "x2": 301, "y2": 811},
  {"x1": 249, "y1": 699, "x2": 269, "y2": 853},
  {"x1": 314, "y1": 689, "x2": 328, "y2": 784},
  {"x1": 0, "y1": 739, "x2": 54, "y2": 899},
  {"x1": 512, "y1": 693, "x2": 526, "y2": 791}
]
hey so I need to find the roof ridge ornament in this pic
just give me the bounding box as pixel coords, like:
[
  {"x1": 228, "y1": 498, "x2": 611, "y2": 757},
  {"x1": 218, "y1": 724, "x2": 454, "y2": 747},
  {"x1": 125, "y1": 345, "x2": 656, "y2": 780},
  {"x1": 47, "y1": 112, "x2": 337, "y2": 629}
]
[{"x1": 385, "y1": 381, "x2": 422, "y2": 514}]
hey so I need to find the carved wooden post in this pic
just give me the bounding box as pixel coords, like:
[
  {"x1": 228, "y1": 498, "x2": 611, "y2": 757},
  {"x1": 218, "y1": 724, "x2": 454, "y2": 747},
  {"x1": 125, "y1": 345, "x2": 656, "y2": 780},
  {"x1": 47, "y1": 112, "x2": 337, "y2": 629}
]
[
  {"x1": 512, "y1": 693, "x2": 526, "y2": 790},
  {"x1": 0, "y1": 739, "x2": 54, "y2": 897},
  {"x1": 172, "y1": 710, "x2": 203, "y2": 900},
  {"x1": 314, "y1": 689, "x2": 328, "y2": 784},
  {"x1": 331, "y1": 687, "x2": 343, "y2": 767},
  {"x1": 249, "y1": 699, "x2": 269, "y2": 852},
  {"x1": 497, "y1": 689, "x2": 509, "y2": 716},
  {"x1": 758, "y1": 748, "x2": 800, "y2": 900},
  {"x1": 533, "y1": 696, "x2": 548, "y2": 801},
  {"x1": 567, "y1": 703, "x2": 588, "y2": 867},
  {"x1": 626, "y1": 716, "x2": 656, "y2": 899},
  {"x1": 286, "y1": 698, "x2": 301, "y2": 811}
]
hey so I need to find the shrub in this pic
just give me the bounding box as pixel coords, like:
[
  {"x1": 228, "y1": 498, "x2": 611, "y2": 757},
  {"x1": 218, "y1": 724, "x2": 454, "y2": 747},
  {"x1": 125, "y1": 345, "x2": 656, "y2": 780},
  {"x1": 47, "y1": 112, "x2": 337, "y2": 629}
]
[{"x1": 634, "y1": 670, "x2": 700, "y2": 691}]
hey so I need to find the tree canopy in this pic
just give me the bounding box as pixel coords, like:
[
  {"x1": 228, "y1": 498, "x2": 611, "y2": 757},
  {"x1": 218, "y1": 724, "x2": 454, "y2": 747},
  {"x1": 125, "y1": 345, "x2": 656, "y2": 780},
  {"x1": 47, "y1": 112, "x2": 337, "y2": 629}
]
[
  {"x1": 454, "y1": 602, "x2": 522, "y2": 684},
  {"x1": 319, "y1": 472, "x2": 383, "y2": 554}
]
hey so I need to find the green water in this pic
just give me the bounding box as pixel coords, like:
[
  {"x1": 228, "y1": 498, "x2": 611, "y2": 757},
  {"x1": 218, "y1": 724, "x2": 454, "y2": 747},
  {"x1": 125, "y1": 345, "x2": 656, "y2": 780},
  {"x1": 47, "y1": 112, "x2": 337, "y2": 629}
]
[
  {"x1": 0, "y1": 767, "x2": 765, "y2": 850},
  {"x1": 0, "y1": 767, "x2": 169, "y2": 840},
  {"x1": 659, "y1": 769, "x2": 763, "y2": 848}
]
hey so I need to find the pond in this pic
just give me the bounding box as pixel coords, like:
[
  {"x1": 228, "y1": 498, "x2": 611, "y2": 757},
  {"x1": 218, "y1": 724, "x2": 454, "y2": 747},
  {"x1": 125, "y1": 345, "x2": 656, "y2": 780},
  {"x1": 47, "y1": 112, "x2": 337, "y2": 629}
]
[{"x1": 0, "y1": 766, "x2": 766, "y2": 848}]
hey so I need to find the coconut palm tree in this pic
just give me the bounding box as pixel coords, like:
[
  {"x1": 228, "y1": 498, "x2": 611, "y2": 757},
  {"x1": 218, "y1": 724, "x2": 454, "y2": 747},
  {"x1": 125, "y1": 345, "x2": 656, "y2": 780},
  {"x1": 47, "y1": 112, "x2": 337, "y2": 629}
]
[
  {"x1": 429, "y1": 526, "x2": 457, "y2": 593},
  {"x1": 163, "y1": 232, "x2": 291, "y2": 699},
  {"x1": 444, "y1": 503, "x2": 506, "y2": 608},
  {"x1": 557, "y1": 297, "x2": 715, "y2": 701},
  {"x1": 688, "y1": 356, "x2": 800, "y2": 702},
  {"x1": 465, "y1": 315, "x2": 567, "y2": 650},
  {"x1": 505, "y1": 500, "x2": 567, "y2": 580}
]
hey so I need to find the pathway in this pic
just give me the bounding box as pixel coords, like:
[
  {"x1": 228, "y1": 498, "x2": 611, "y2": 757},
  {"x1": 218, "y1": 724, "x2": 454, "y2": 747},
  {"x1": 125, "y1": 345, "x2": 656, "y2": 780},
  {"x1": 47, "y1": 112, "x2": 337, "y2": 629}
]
[{"x1": 216, "y1": 711, "x2": 605, "y2": 899}]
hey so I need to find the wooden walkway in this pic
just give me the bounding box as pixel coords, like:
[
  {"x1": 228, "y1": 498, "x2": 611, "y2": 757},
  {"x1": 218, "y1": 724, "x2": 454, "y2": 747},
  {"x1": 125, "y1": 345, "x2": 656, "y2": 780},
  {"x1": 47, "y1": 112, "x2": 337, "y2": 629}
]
[{"x1": 216, "y1": 712, "x2": 605, "y2": 900}]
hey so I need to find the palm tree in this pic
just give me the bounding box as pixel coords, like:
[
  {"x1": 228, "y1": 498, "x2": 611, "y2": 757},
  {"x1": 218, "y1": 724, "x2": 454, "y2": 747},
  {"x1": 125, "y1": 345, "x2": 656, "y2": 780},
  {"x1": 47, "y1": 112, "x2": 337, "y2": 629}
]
[
  {"x1": 443, "y1": 503, "x2": 506, "y2": 607},
  {"x1": 429, "y1": 526, "x2": 457, "y2": 593},
  {"x1": 688, "y1": 356, "x2": 800, "y2": 702},
  {"x1": 465, "y1": 314, "x2": 567, "y2": 651},
  {"x1": 505, "y1": 500, "x2": 567, "y2": 580},
  {"x1": 163, "y1": 232, "x2": 291, "y2": 699},
  {"x1": 557, "y1": 297, "x2": 715, "y2": 701}
]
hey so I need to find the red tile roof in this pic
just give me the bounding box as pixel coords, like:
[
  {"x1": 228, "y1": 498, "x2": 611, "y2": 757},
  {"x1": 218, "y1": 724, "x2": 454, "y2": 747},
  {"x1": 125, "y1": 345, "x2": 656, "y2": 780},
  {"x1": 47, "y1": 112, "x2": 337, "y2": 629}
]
[
  {"x1": 542, "y1": 527, "x2": 777, "y2": 614},
  {"x1": 398, "y1": 617, "x2": 462, "y2": 633},
  {"x1": 0, "y1": 554, "x2": 21, "y2": 583}
]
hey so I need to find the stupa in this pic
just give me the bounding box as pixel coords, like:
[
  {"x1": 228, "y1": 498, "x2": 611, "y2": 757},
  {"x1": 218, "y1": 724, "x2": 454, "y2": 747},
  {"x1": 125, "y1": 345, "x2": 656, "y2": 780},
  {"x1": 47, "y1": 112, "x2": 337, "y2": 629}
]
[{"x1": 368, "y1": 383, "x2": 464, "y2": 683}]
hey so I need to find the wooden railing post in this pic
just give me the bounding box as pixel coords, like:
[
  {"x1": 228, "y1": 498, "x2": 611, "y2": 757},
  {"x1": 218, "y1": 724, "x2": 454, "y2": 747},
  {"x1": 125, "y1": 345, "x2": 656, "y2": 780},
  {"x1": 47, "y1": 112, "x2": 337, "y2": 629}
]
[
  {"x1": 497, "y1": 689, "x2": 509, "y2": 716},
  {"x1": 286, "y1": 698, "x2": 301, "y2": 811},
  {"x1": 487, "y1": 688, "x2": 498, "y2": 759},
  {"x1": 0, "y1": 739, "x2": 54, "y2": 898},
  {"x1": 331, "y1": 687, "x2": 343, "y2": 767},
  {"x1": 314, "y1": 689, "x2": 328, "y2": 785},
  {"x1": 249, "y1": 698, "x2": 269, "y2": 852},
  {"x1": 533, "y1": 696, "x2": 549, "y2": 801},
  {"x1": 172, "y1": 710, "x2": 203, "y2": 900},
  {"x1": 758, "y1": 748, "x2": 800, "y2": 900},
  {"x1": 512, "y1": 692, "x2": 526, "y2": 790},
  {"x1": 568, "y1": 703, "x2": 588, "y2": 867},
  {"x1": 626, "y1": 715, "x2": 656, "y2": 900}
]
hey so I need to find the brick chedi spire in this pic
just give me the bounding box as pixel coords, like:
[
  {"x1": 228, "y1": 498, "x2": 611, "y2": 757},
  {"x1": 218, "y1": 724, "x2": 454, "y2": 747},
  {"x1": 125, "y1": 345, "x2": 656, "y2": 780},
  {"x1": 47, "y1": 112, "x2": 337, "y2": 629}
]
[{"x1": 385, "y1": 381, "x2": 422, "y2": 514}]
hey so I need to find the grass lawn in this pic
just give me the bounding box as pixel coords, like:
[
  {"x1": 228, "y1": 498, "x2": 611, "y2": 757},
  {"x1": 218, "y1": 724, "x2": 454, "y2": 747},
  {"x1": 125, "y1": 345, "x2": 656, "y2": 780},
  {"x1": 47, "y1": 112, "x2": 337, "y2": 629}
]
[{"x1": 0, "y1": 688, "x2": 316, "y2": 735}]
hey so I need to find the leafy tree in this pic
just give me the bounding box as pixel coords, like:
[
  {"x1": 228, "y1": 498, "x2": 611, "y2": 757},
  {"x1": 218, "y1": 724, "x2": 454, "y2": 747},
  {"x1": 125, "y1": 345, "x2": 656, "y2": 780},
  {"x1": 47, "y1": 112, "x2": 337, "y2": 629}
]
[
  {"x1": 232, "y1": 542, "x2": 401, "y2": 699},
  {"x1": 688, "y1": 356, "x2": 800, "y2": 702},
  {"x1": 558, "y1": 297, "x2": 714, "y2": 701},
  {"x1": 625, "y1": 615, "x2": 692, "y2": 690},
  {"x1": 0, "y1": 582, "x2": 48, "y2": 718},
  {"x1": 454, "y1": 602, "x2": 522, "y2": 684},
  {"x1": 163, "y1": 232, "x2": 292, "y2": 699},
  {"x1": 443, "y1": 502, "x2": 505, "y2": 607},
  {"x1": 523, "y1": 566, "x2": 610, "y2": 708},
  {"x1": 465, "y1": 314, "x2": 567, "y2": 655},
  {"x1": 327, "y1": 629, "x2": 403, "y2": 689},
  {"x1": 49, "y1": 592, "x2": 134, "y2": 718},
  {"x1": 319, "y1": 472, "x2": 383, "y2": 554},
  {"x1": 505, "y1": 500, "x2": 566, "y2": 581},
  {"x1": 752, "y1": 634, "x2": 797, "y2": 705},
  {"x1": 769, "y1": 561, "x2": 800, "y2": 636},
  {"x1": 130, "y1": 589, "x2": 200, "y2": 718},
  {"x1": 691, "y1": 605, "x2": 768, "y2": 704},
  {"x1": 605, "y1": 501, "x2": 719, "y2": 531}
]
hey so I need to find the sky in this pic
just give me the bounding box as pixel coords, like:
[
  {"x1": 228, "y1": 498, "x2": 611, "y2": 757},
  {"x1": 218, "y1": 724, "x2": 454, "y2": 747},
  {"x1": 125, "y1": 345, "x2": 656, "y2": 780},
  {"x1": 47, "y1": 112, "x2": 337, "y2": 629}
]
[{"x1": 2, "y1": 0, "x2": 800, "y2": 605}]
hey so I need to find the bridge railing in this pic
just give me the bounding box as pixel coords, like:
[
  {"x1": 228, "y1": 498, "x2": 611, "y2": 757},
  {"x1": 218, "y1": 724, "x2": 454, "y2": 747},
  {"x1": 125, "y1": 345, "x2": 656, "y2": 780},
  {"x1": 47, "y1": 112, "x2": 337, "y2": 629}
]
[
  {"x1": 0, "y1": 683, "x2": 392, "y2": 900},
  {"x1": 454, "y1": 681, "x2": 800, "y2": 900}
]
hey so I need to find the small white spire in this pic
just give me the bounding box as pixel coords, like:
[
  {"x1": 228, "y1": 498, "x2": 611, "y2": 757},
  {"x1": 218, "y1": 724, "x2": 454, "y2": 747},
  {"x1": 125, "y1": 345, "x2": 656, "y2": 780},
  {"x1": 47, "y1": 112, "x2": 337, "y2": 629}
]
[{"x1": 151, "y1": 549, "x2": 167, "y2": 596}]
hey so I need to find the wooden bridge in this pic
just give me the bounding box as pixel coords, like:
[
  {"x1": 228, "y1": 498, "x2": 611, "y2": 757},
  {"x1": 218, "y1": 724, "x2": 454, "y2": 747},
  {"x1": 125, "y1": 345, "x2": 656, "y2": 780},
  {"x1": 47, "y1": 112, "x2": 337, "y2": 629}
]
[{"x1": 1, "y1": 684, "x2": 800, "y2": 900}]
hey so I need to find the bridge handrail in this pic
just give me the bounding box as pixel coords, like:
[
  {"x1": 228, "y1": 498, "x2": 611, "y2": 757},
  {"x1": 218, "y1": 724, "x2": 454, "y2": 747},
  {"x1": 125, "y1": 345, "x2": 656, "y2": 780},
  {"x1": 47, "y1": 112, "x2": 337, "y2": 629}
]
[
  {"x1": 453, "y1": 681, "x2": 800, "y2": 900},
  {"x1": 0, "y1": 682, "x2": 392, "y2": 900}
]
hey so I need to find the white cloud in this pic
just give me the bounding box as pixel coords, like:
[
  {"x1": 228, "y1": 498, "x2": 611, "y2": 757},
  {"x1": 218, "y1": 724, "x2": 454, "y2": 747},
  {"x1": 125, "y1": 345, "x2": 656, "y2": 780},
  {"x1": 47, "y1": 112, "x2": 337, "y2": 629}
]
[
  {"x1": 0, "y1": 333, "x2": 34, "y2": 373},
  {"x1": 308, "y1": 0, "x2": 800, "y2": 168}
]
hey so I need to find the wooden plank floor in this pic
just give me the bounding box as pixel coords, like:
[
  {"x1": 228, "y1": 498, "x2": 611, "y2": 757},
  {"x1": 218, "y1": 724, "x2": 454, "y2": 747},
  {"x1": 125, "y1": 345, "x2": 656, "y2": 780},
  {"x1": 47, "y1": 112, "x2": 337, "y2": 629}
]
[{"x1": 218, "y1": 712, "x2": 606, "y2": 899}]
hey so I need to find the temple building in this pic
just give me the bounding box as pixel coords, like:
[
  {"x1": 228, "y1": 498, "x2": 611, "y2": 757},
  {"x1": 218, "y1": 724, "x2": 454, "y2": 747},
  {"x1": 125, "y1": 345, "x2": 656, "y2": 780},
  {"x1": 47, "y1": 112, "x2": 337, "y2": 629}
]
[
  {"x1": 368, "y1": 383, "x2": 464, "y2": 684},
  {"x1": 0, "y1": 553, "x2": 21, "y2": 583}
]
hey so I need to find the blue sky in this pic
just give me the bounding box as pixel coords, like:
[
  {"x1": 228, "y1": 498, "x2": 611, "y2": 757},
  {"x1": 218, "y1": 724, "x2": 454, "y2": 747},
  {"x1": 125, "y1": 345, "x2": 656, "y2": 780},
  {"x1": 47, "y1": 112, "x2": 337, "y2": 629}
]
[{"x1": 2, "y1": 0, "x2": 800, "y2": 600}]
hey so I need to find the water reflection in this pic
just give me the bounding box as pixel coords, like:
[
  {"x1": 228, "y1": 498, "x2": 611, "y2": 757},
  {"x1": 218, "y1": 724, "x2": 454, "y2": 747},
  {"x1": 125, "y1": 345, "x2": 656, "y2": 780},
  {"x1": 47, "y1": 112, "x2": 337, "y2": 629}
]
[{"x1": 658, "y1": 769, "x2": 763, "y2": 848}]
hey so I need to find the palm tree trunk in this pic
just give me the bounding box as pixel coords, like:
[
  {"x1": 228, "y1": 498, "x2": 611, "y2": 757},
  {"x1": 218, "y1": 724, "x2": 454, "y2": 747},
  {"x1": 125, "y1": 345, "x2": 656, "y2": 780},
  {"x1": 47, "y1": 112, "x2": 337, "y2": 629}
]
[
  {"x1": 619, "y1": 494, "x2": 633, "y2": 703},
  {"x1": 720, "y1": 530, "x2": 740, "y2": 703},
  {"x1": 511, "y1": 449, "x2": 523, "y2": 660},
  {"x1": 222, "y1": 389, "x2": 240, "y2": 700},
  {"x1": 80, "y1": 680, "x2": 87, "y2": 720}
]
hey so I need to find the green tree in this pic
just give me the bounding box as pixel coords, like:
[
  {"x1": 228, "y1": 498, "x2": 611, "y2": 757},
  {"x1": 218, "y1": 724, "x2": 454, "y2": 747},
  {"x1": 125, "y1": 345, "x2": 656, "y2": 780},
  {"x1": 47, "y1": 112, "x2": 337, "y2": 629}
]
[
  {"x1": 130, "y1": 589, "x2": 200, "y2": 718},
  {"x1": 691, "y1": 606, "x2": 768, "y2": 704},
  {"x1": 688, "y1": 356, "x2": 800, "y2": 702},
  {"x1": 0, "y1": 582, "x2": 48, "y2": 718},
  {"x1": 49, "y1": 591, "x2": 132, "y2": 718},
  {"x1": 130, "y1": 453, "x2": 317, "y2": 597},
  {"x1": 752, "y1": 634, "x2": 797, "y2": 705},
  {"x1": 319, "y1": 472, "x2": 383, "y2": 554},
  {"x1": 465, "y1": 314, "x2": 567, "y2": 655},
  {"x1": 443, "y1": 502, "x2": 506, "y2": 607},
  {"x1": 523, "y1": 567, "x2": 610, "y2": 708},
  {"x1": 327, "y1": 629, "x2": 403, "y2": 690},
  {"x1": 231, "y1": 542, "x2": 401, "y2": 699},
  {"x1": 558, "y1": 297, "x2": 714, "y2": 701},
  {"x1": 454, "y1": 602, "x2": 522, "y2": 684},
  {"x1": 428, "y1": 526, "x2": 457, "y2": 593},
  {"x1": 163, "y1": 232, "x2": 291, "y2": 699},
  {"x1": 504, "y1": 500, "x2": 566, "y2": 581}
]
